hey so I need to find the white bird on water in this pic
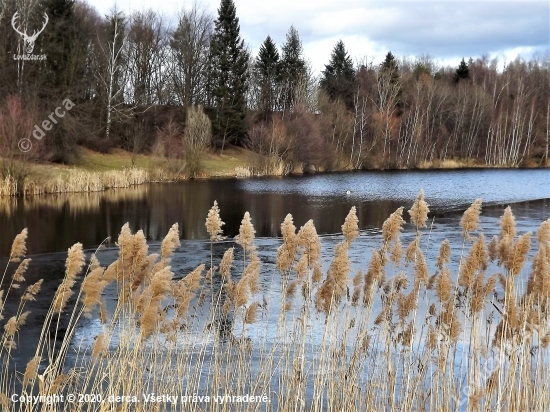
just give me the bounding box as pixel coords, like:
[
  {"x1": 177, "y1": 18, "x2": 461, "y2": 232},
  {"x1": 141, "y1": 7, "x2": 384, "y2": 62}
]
[{"x1": 346, "y1": 190, "x2": 351, "y2": 195}]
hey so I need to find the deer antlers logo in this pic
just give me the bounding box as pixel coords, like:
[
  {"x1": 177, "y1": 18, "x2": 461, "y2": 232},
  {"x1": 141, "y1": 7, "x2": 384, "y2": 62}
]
[{"x1": 12, "y1": 11, "x2": 49, "y2": 55}]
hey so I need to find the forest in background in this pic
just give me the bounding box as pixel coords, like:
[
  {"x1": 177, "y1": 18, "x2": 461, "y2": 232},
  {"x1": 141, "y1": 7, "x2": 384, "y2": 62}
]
[{"x1": 0, "y1": 0, "x2": 549, "y2": 181}]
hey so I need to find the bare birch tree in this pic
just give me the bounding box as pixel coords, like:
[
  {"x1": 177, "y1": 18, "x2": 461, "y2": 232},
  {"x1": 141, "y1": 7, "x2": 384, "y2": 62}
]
[{"x1": 92, "y1": 8, "x2": 127, "y2": 140}]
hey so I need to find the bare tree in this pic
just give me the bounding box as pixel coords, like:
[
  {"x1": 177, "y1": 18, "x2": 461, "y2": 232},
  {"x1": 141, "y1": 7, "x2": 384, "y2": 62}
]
[
  {"x1": 169, "y1": 3, "x2": 213, "y2": 108},
  {"x1": 374, "y1": 67, "x2": 400, "y2": 163},
  {"x1": 92, "y1": 8, "x2": 128, "y2": 140},
  {"x1": 0, "y1": 95, "x2": 41, "y2": 184},
  {"x1": 546, "y1": 97, "x2": 550, "y2": 164},
  {"x1": 126, "y1": 10, "x2": 169, "y2": 106},
  {"x1": 350, "y1": 61, "x2": 377, "y2": 168},
  {"x1": 293, "y1": 62, "x2": 318, "y2": 113},
  {"x1": 247, "y1": 114, "x2": 292, "y2": 174},
  {"x1": 3, "y1": 0, "x2": 43, "y2": 91},
  {"x1": 183, "y1": 105, "x2": 211, "y2": 177},
  {"x1": 485, "y1": 59, "x2": 536, "y2": 166}
]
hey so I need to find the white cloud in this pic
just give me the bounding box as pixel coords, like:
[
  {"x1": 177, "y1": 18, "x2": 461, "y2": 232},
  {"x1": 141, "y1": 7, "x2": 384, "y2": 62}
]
[
  {"x1": 91, "y1": 0, "x2": 549, "y2": 73},
  {"x1": 304, "y1": 35, "x2": 387, "y2": 76}
]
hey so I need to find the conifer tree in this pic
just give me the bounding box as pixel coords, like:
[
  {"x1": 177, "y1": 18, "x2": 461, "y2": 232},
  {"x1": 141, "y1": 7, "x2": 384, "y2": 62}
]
[
  {"x1": 37, "y1": 0, "x2": 86, "y2": 162},
  {"x1": 39, "y1": 0, "x2": 82, "y2": 94},
  {"x1": 380, "y1": 51, "x2": 399, "y2": 84},
  {"x1": 377, "y1": 51, "x2": 402, "y2": 115},
  {"x1": 454, "y1": 58, "x2": 470, "y2": 83},
  {"x1": 279, "y1": 26, "x2": 306, "y2": 112},
  {"x1": 320, "y1": 40, "x2": 355, "y2": 109},
  {"x1": 255, "y1": 35, "x2": 280, "y2": 116},
  {"x1": 209, "y1": 0, "x2": 249, "y2": 148}
]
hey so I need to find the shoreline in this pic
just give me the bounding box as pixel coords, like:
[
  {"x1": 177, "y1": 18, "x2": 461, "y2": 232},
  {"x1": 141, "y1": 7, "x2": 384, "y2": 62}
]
[{"x1": 1, "y1": 146, "x2": 549, "y2": 197}]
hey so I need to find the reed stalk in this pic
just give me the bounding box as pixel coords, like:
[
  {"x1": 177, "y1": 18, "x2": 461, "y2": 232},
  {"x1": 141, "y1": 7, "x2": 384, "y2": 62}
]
[{"x1": 0, "y1": 197, "x2": 549, "y2": 411}]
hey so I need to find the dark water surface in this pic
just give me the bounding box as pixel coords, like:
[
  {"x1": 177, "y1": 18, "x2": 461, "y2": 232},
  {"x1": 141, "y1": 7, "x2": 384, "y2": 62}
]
[{"x1": 1, "y1": 168, "x2": 550, "y2": 257}]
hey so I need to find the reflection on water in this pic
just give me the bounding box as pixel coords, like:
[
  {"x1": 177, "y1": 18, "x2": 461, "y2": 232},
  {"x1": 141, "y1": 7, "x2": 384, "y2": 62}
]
[{"x1": 1, "y1": 169, "x2": 550, "y2": 256}]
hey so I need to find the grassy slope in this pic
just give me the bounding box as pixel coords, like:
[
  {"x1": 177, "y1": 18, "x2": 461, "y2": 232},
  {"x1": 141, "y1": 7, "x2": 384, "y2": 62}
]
[
  {"x1": 200, "y1": 146, "x2": 260, "y2": 177},
  {"x1": 24, "y1": 146, "x2": 258, "y2": 183}
]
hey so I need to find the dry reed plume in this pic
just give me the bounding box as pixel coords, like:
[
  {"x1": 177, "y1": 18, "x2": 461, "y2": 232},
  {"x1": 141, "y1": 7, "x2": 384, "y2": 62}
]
[
  {"x1": 0, "y1": 195, "x2": 549, "y2": 411},
  {"x1": 408, "y1": 188, "x2": 429, "y2": 228},
  {"x1": 206, "y1": 200, "x2": 225, "y2": 242}
]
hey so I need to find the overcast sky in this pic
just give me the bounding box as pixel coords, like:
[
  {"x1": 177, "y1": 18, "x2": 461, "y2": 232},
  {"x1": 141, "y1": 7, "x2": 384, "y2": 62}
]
[{"x1": 91, "y1": 0, "x2": 549, "y2": 74}]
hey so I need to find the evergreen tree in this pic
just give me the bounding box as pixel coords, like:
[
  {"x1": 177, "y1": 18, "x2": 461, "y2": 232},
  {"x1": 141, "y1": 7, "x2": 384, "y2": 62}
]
[
  {"x1": 209, "y1": 0, "x2": 249, "y2": 148},
  {"x1": 454, "y1": 58, "x2": 470, "y2": 83},
  {"x1": 413, "y1": 61, "x2": 432, "y2": 80},
  {"x1": 380, "y1": 51, "x2": 399, "y2": 84},
  {"x1": 255, "y1": 35, "x2": 280, "y2": 117},
  {"x1": 376, "y1": 51, "x2": 402, "y2": 116},
  {"x1": 36, "y1": 0, "x2": 86, "y2": 162},
  {"x1": 320, "y1": 40, "x2": 355, "y2": 109},
  {"x1": 279, "y1": 26, "x2": 306, "y2": 112},
  {"x1": 38, "y1": 0, "x2": 81, "y2": 95}
]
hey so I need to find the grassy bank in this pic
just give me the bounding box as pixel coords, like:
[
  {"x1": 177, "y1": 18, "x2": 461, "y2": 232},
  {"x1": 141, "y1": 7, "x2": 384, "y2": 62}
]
[
  {"x1": 0, "y1": 147, "x2": 260, "y2": 196},
  {"x1": 0, "y1": 195, "x2": 549, "y2": 411}
]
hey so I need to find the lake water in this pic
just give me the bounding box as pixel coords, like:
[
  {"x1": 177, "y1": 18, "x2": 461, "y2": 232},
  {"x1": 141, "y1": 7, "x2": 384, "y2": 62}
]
[
  {"x1": 1, "y1": 169, "x2": 550, "y2": 409},
  {"x1": 1, "y1": 169, "x2": 550, "y2": 257}
]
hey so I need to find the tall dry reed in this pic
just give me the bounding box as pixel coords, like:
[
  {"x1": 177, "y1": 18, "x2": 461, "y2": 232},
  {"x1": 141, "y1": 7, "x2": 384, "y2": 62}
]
[
  {"x1": 0, "y1": 168, "x2": 151, "y2": 197},
  {"x1": 0, "y1": 196, "x2": 549, "y2": 411}
]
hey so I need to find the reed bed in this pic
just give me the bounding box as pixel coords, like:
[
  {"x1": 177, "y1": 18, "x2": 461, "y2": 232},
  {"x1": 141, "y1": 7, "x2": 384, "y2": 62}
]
[
  {"x1": 0, "y1": 176, "x2": 17, "y2": 197},
  {"x1": 235, "y1": 165, "x2": 253, "y2": 178},
  {"x1": 235, "y1": 157, "x2": 291, "y2": 178},
  {"x1": 0, "y1": 168, "x2": 150, "y2": 196},
  {"x1": 1, "y1": 193, "x2": 549, "y2": 411},
  {"x1": 102, "y1": 168, "x2": 150, "y2": 188}
]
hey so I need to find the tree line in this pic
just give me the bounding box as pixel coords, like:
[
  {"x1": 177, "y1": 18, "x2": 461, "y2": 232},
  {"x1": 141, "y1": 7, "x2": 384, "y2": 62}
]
[{"x1": 0, "y1": 0, "x2": 549, "y2": 173}]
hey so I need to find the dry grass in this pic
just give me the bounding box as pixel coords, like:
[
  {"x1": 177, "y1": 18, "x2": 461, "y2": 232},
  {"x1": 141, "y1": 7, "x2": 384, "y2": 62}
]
[
  {"x1": 0, "y1": 146, "x2": 262, "y2": 195},
  {"x1": 200, "y1": 147, "x2": 259, "y2": 177},
  {"x1": 234, "y1": 157, "x2": 290, "y2": 178},
  {"x1": 417, "y1": 159, "x2": 474, "y2": 169},
  {"x1": 1, "y1": 195, "x2": 549, "y2": 411},
  {"x1": 0, "y1": 168, "x2": 150, "y2": 196},
  {"x1": 0, "y1": 176, "x2": 17, "y2": 197},
  {"x1": 234, "y1": 165, "x2": 252, "y2": 178},
  {"x1": 416, "y1": 158, "x2": 549, "y2": 170}
]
